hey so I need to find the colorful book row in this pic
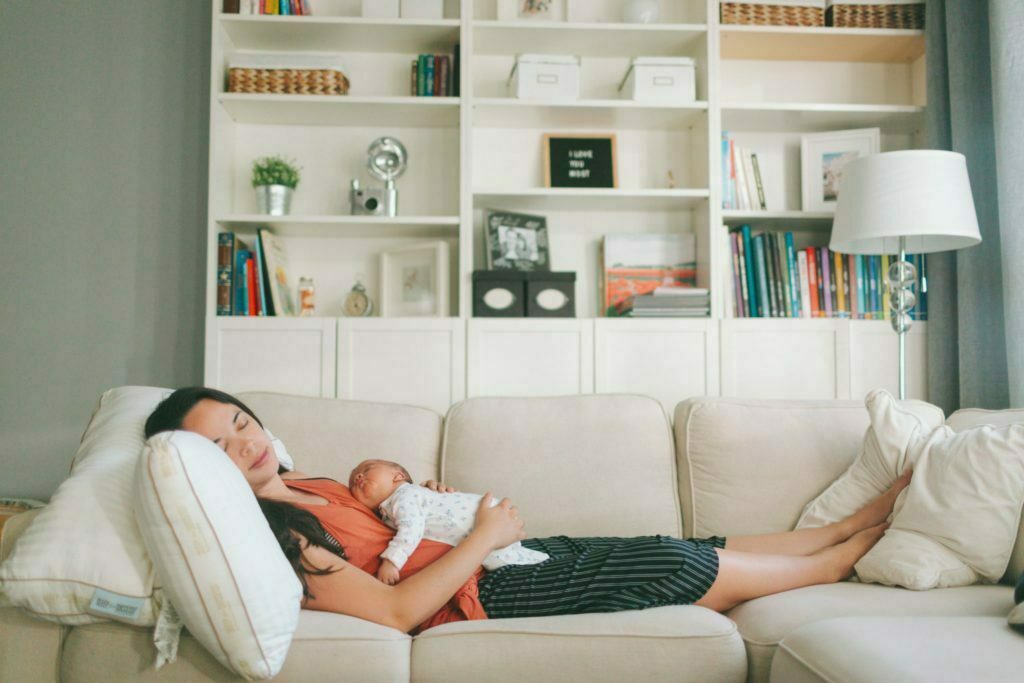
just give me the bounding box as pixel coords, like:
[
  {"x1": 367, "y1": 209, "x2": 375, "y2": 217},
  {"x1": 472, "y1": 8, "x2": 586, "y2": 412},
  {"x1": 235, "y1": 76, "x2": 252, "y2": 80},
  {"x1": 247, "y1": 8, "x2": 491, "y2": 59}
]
[
  {"x1": 722, "y1": 132, "x2": 766, "y2": 211},
  {"x1": 411, "y1": 50, "x2": 459, "y2": 97},
  {"x1": 217, "y1": 230, "x2": 297, "y2": 317},
  {"x1": 223, "y1": 0, "x2": 311, "y2": 15},
  {"x1": 729, "y1": 225, "x2": 928, "y2": 320}
]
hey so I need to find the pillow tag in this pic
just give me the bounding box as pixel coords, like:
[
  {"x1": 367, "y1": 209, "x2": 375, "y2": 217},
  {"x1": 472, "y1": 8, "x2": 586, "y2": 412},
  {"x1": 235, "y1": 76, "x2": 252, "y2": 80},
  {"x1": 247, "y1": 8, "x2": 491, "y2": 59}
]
[{"x1": 88, "y1": 588, "x2": 146, "y2": 624}]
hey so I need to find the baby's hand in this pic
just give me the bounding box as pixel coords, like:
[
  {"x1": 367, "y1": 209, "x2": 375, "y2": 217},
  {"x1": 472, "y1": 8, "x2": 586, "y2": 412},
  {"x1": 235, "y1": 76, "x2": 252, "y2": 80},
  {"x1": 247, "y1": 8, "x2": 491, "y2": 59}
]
[{"x1": 376, "y1": 559, "x2": 401, "y2": 585}]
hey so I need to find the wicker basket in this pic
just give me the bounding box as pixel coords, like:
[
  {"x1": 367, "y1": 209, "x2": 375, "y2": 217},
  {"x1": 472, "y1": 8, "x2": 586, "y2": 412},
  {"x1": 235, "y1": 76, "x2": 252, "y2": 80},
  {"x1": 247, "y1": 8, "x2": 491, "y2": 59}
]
[
  {"x1": 721, "y1": 1, "x2": 825, "y2": 27},
  {"x1": 826, "y1": 2, "x2": 924, "y2": 29},
  {"x1": 228, "y1": 67, "x2": 350, "y2": 96}
]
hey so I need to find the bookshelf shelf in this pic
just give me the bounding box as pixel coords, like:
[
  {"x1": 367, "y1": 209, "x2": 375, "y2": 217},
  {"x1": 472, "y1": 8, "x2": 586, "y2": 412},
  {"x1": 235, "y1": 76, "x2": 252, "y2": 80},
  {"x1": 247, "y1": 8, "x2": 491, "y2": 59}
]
[
  {"x1": 720, "y1": 103, "x2": 925, "y2": 133},
  {"x1": 216, "y1": 215, "x2": 460, "y2": 239},
  {"x1": 472, "y1": 188, "x2": 710, "y2": 212},
  {"x1": 471, "y1": 98, "x2": 708, "y2": 130},
  {"x1": 218, "y1": 15, "x2": 461, "y2": 53},
  {"x1": 721, "y1": 211, "x2": 833, "y2": 231},
  {"x1": 720, "y1": 26, "x2": 925, "y2": 63},
  {"x1": 472, "y1": 21, "x2": 707, "y2": 57},
  {"x1": 216, "y1": 94, "x2": 461, "y2": 127}
]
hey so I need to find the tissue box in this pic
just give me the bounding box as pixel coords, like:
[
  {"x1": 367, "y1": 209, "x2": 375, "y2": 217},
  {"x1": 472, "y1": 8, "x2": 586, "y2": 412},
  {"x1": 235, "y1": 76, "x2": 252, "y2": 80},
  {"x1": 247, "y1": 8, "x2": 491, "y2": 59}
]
[
  {"x1": 619, "y1": 57, "x2": 696, "y2": 104},
  {"x1": 826, "y1": 0, "x2": 924, "y2": 29},
  {"x1": 508, "y1": 54, "x2": 580, "y2": 100}
]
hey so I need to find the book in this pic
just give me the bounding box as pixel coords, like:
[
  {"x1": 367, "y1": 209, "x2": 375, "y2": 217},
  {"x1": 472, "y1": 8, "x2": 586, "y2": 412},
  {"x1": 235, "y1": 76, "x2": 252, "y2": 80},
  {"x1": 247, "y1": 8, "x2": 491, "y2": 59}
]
[
  {"x1": 810, "y1": 247, "x2": 823, "y2": 317},
  {"x1": 772, "y1": 232, "x2": 786, "y2": 316},
  {"x1": 253, "y1": 230, "x2": 271, "y2": 315},
  {"x1": 848, "y1": 254, "x2": 859, "y2": 319},
  {"x1": 776, "y1": 233, "x2": 792, "y2": 317},
  {"x1": 785, "y1": 233, "x2": 800, "y2": 318},
  {"x1": 411, "y1": 59, "x2": 418, "y2": 95},
  {"x1": 750, "y1": 153, "x2": 767, "y2": 210},
  {"x1": 453, "y1": 43, "x2": 460, "y2": 97},
  {"x1": 223, "y1": 0, "x2": 240, "y2": 13},
  {"x1": 741, "y1": 148, "x2": 759, "y2": 212},
  {"x1": 246, "y1": 256, "x2": 257, "y2": 315},
  {"x1": 841, "y1": 253, "x2": 852, "y2": 318},
  {"x1": 797, "y1": 250, "x2": 811, "y2": 319},
  {"x1": 918, "y1": 254, "x2": 928, "y2": 320},
  {"x1": 438, "y1": 55, "x2": 449, "y2": 96},
  {"x1": 752, "y1": 235, "x2": 770, "y2": 318},
  {"x1": 733, "y1": 144, "x2": 751, "y2": 211},
  {"x1": 856, "y1": 255, "x2": 867, "y2": 320},
  {"x1": 819, "y1": 247, "x2": 831, "y2": 318},
  {"x1": 235, "y1": 249, "x2": 250, "y2": 315},
  {"x1": 737, "y1": 232, "x2": 750, "y2": 317},
  {"x1": 740, "y1": 225, "x2": 758, "y2": 317},
  {"x1": 217, "y1": 233, "x2": 235, "y2": 316},
  {"x1": 434, "y1": 55, "x2": 444, "y2": 96},
  {"x1": 602, "y1": 234, "x2": 697, "y2": 317},
  {"x1": 258, "y1": 228, "x2": 296, "y2": 316},
  {"x1": 881, "y1": 254, "x2": 890, "y2": 323},
  {"x1": 833, "y1": 250, "x2": 846, "y2": 318},
  {"x1": 721, "y1": 133, "x2": 734, "y2": 210},
  {"x1": 730, "y1": 232, "x2": 743, "y2": 317},
  {"x1": 416, "y1": 55, "x2": 426, "y2": 96},
  {"x1": 425, "y1": 55, "x2": 435, "y2": 96},
  {"x1": 764, "y1": 233, "x2": 778, "y2": 317}
]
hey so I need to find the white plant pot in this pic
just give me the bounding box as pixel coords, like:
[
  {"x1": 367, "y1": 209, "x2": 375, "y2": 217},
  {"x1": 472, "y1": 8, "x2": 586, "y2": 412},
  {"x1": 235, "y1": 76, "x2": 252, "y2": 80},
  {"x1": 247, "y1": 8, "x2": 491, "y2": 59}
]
[{"x1": 256, "y1": 185, "x2": 293, "y2": 216}]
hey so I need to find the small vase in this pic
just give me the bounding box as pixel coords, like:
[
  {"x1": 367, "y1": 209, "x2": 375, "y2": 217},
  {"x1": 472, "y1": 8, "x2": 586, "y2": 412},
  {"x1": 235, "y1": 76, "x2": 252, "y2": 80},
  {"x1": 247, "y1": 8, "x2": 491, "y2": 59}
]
[
  {"x1": 623, "y1": 0, "x2": 659, "y2": 24},
  {"x1": 255, "y1": 184, "x2": 293, "y2": 216}
]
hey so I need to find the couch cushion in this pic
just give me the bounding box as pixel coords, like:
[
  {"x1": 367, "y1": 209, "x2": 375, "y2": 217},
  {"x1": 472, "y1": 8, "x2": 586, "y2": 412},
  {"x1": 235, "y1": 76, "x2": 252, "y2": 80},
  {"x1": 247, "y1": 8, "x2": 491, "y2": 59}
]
[
  {"x1": 411, "y1": 607, "x2": 746, "y2": 683},
  {"x1": 772, "y1": 617, "x2": 1024, "y2": 683},
  {"x1": 727, "y1": 582, "x2": 1014, "y2": 683},
  {"x1": 237, "y1": 392, "x2": 443, "y2": 485},
  {"x1": 60, "y1": 610, "x2": 410, "y2": 682},
  {"x1": 0, "y1": 606, "x2": 63, "y2": 683},
  {"x1": 673, "y1": 397, "x2": 943, "y2": 538},
  {"x1": 441, "y1": 395, "x2": 681, "y2": 538}
]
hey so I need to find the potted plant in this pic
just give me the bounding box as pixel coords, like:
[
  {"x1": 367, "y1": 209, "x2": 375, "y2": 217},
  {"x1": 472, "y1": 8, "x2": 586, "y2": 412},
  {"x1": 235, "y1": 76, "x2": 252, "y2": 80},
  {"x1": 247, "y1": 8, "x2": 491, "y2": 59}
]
[{"x1": 252, "y1": 155, "x2": 300, "y2": 216}]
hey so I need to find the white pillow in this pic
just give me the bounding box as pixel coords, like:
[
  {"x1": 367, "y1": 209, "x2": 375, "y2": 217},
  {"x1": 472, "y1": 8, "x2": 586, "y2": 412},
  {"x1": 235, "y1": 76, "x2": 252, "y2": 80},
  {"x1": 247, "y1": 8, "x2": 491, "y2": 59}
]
[
  {"x1": 135, "y1": 431, "x2": 302, "y2": 680},
  {"x1": 0, "y1": 386, "x2": 294, "y2": 627},
  {"x1": 795, "y1": 389, "x2": 943, "y2": 530},
  {"x1": 855, "y1": 421, "x2": 1024, "y2": 589}
]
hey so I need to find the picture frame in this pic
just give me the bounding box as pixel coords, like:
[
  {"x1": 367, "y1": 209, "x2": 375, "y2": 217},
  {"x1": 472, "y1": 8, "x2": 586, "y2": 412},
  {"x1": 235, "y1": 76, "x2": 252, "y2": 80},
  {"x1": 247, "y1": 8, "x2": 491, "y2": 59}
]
[
  {"x1": 800, "y1": 128, "x2": 880, "y2": 212},
  {"x1": 543, "y1": 133, "x2": 618, "y2": 189},
  {"x1": 379, "y1": 241, "x2": 449, "y2": 317},
  {"x1": 484, "y1": 209, "x2": 551, "y2": 272}
]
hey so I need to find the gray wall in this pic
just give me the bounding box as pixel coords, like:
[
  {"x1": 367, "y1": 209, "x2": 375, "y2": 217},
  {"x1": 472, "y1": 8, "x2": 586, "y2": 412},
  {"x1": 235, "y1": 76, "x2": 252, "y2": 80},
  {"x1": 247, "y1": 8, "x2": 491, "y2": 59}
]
[{"x1": 0, "y1": 1, "x2": 210, "y2": 500}]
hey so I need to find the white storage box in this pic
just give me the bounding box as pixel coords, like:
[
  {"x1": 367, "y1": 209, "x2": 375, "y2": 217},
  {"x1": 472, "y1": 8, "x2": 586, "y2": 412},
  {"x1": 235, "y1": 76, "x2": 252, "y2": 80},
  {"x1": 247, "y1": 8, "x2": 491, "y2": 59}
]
[
  {"x1": 618, "y1": 57, "x2": 696, "y2": 104},
  {"x1": 508, "y1": 54, "x2": 581, "y2": 101}
]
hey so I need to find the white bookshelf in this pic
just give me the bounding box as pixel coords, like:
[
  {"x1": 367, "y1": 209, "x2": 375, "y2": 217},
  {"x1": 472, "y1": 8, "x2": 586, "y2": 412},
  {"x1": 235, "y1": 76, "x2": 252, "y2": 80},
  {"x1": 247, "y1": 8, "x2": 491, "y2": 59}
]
[{"x1": 204, "y1": 0, "x2": 929, "y2": 405}]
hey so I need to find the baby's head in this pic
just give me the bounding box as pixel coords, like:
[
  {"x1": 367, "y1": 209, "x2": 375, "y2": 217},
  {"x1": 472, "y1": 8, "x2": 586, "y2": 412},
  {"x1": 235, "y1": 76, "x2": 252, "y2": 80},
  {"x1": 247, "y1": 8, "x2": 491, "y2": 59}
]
[{"x1": 348, "y1": 459, "x2": 413, "y2": 509}]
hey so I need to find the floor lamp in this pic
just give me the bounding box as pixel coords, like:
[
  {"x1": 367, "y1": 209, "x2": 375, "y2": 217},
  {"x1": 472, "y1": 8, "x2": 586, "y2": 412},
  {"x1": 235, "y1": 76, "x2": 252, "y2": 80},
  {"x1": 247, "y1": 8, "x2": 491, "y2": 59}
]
[{"x1": 830, "y1": 151, "x2": 982, "y2": 400}]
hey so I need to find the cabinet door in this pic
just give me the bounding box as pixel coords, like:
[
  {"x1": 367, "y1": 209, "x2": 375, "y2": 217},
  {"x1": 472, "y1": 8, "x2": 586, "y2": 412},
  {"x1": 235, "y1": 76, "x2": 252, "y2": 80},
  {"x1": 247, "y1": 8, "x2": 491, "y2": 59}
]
[
  {"x1": 595, "y1": 319, "x2": 720, "y2": 416},
  {"x1": 337, "y1": 318, "x2": 465, "y2": 416},
  {"x1": 720, "y1": 319, "x2": 850, "y2": 400},
  {"x1": 206, "y1": 318, "x2": 337, "y2": 398},
  {"x1": 467, "y1": 319, "x2": 594, "y2": 397},
  {"x1": 848, "y1": 321, "x2": 928, "y2": 401}
]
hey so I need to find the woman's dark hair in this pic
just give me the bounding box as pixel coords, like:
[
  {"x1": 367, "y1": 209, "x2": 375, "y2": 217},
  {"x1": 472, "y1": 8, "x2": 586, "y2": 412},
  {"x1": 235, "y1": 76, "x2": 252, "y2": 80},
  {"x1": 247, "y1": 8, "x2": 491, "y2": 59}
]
[
  {"x1": 257, "y1": 498, "x2": 347, "y2": 601},
  {"x1": 144, "y1": 386, "x2": 287, "y2": 474}
]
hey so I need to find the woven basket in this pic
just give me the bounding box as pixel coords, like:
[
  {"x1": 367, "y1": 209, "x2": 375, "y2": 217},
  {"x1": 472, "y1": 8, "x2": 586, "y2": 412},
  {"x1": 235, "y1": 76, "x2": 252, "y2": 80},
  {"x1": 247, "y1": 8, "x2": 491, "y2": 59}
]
[
  {"x1": 826, "y1": 3, "x2": 924, "y2": 29},
  {"x1": 228, "y1": 67, "x2": 350, "y2": 96},
  {"x1": 721, "y1": 2, "x2": 824, "y2": 26}
]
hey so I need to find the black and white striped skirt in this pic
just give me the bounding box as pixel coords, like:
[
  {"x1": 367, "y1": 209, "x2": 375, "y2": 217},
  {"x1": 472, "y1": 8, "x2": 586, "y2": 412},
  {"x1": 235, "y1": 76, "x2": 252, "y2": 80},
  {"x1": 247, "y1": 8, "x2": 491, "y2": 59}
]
[{"x1": 478, "y1": 535, "x2": 726, "y2": 619}]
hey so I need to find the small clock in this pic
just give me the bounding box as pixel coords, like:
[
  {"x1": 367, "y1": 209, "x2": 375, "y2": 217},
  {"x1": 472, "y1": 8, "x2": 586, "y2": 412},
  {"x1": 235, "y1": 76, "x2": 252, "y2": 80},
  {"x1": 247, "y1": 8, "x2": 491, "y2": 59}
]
[{"x1": 343, "y1": 280, "x2": 374, "y2": 317}]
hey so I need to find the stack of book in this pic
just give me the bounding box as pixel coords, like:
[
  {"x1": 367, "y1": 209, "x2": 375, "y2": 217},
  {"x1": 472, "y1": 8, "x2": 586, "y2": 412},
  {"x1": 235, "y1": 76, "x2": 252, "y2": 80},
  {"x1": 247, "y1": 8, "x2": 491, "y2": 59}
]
[
  {"x1": 223, "y1": 0, "x2": 311, "y2": 14},
  {"x1": 629, "y1": 287, "x2": 710, "y2": 318},
  {"x1": 412, "y1": 48, "x2": 459, "y2": 96},
  {"x1": 217, "y1": 229, "x2": 297, "y2": 317},
  {"x1": 722, "y1": 132, "x2": 767, "y2": 211},
  {"x1": 728, "y1": 224, "x2": 927, "y2": 320}
]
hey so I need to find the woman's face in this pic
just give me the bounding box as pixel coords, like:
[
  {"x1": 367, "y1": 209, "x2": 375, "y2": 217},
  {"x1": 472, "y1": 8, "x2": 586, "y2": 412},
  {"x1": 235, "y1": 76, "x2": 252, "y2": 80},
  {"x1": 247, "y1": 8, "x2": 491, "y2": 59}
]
[{"x1": 182, "y1": 398, "x2": 279, "y2": 491}]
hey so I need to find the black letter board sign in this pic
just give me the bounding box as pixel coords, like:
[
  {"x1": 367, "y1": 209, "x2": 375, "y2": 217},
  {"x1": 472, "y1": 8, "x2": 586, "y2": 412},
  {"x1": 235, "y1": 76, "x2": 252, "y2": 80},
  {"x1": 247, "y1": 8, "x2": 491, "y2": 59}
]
[{"x1": 543, "y1": 134, "x2": 618, "y2": 188}]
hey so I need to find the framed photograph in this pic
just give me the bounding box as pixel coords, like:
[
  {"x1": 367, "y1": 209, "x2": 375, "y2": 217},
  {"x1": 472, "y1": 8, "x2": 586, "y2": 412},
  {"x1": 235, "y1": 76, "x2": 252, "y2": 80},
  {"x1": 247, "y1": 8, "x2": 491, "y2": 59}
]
[
  {"x1": 379, "y1": 241, "x2": 449, "y2": 317},
  {"x1": 544, "y1": 133, "x2": 617, "y2": 188},
  {"x1": 484, "y1": 209, "x2": 551, "y2": 272},
  {"x1": 801, "y1": 128, "x2": 880, "y2": 212}
]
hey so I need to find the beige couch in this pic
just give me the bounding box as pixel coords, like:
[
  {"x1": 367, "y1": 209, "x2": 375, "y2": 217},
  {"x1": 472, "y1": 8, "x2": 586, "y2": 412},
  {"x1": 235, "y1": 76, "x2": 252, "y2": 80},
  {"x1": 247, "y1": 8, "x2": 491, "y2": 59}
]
[{"x1": 2, "y1": 393, "x2": 1023, "y2": 682}]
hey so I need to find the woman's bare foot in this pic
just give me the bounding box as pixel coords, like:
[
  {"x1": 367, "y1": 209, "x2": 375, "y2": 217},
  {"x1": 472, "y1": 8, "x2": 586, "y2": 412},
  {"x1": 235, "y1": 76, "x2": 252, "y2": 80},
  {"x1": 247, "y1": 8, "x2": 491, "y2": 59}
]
[
  {"x1": 820, "y1": 522, "x2": 889, "y2": 581},
  {"x1": 838, "y1": 469, "x2": 912, "y2": 540}
]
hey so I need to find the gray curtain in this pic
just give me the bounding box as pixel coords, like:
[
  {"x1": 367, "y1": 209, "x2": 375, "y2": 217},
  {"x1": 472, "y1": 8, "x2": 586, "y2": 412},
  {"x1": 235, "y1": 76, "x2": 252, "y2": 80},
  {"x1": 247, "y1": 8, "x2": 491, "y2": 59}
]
[{"x1": 925, "y1": 0, "x2": 1024, "y2": 412}]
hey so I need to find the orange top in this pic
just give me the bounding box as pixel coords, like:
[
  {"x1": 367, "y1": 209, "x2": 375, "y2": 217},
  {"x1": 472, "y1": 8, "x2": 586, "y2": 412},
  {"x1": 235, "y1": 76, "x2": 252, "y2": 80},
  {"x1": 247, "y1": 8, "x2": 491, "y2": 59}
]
[{"x1": 284, "y1": 478, "x2": 487, "y2": 632}]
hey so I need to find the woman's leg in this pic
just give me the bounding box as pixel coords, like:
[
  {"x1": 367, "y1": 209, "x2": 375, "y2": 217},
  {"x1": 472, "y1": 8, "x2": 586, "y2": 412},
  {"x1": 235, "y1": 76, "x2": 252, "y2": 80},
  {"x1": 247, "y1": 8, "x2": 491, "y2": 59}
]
[
  {"x1": 721, "y1": 469, "x2": 911, "y2": 556},
  {"x1": 696, "y1": 523, "x2": 888, "y2": 613}
]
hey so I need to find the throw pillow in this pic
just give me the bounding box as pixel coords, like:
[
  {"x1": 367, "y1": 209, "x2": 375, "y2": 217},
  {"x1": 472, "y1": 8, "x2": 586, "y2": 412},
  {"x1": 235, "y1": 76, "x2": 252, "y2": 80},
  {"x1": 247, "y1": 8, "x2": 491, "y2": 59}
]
[
  {"x1": 135, "y1": 431, "x2": 302, "y2": 680},
  {"x1": 855, "y1": 421, "x2": 1024, "y2": 590},
  {"x1": 795, "y1": 389, "x2": 943, "y2": 530}
]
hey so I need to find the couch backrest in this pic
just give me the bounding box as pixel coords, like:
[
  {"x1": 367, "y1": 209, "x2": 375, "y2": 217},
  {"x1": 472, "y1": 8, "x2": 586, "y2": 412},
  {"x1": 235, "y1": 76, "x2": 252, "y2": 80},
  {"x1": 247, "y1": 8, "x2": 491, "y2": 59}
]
[
  {"x1": 238, "y1": 392, "x2": 443, "y2": 486},
  {"x1": 441, "y1": 395, "x2": 682, "y2": 538},
  {"x1": 673, "y1": 397, "x2": 945, "y2": 539}
]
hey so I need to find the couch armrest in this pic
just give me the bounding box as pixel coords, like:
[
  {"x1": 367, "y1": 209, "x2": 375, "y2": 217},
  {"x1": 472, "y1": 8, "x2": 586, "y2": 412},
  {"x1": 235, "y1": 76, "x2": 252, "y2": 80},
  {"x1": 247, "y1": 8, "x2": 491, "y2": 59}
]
[{"x1": 1, "y1": 508, "x2": 42, "y2": 562}]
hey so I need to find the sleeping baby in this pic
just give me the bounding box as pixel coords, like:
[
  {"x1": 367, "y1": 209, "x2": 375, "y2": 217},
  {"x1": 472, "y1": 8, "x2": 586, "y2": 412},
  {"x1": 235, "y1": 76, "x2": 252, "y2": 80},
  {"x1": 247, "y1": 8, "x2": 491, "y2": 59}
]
[{"x1": 347, "y1": 459, "x2": 549, "y2": 584}]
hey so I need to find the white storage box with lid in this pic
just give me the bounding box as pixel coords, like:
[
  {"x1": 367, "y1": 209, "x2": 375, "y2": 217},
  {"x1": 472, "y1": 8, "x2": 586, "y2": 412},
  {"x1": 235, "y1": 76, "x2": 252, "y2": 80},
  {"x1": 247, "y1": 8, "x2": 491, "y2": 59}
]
[
  {"x1": 618, "y1": 57, "x2": 696, "y2": 104},
  {"x1": 508, "y1": 54, "x2": 580, "y2": 100}
]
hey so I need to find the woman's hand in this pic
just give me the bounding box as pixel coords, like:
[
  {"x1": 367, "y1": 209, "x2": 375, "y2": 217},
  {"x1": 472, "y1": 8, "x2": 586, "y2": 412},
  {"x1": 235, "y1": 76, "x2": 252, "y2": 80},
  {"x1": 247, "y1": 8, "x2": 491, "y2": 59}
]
[
  {"x1": 421, "y1": 479, "x2": 457, "y2": 493},
  {"x1": 472, "y1": 493, "x2": 525, "y2": 550}
]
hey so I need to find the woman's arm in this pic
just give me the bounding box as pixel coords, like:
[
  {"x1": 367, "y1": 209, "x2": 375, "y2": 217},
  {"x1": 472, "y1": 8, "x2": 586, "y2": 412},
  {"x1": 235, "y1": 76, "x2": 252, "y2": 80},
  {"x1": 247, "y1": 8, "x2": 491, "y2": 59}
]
[{"x1": 302, "y1": 494, "x2": 522, "y2": 632}]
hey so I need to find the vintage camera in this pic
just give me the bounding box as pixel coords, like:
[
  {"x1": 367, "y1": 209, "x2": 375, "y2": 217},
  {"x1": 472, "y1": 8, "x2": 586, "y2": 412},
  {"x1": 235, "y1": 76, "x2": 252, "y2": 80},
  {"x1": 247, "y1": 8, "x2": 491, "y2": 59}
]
[{"x1": 349, "y1": 179, "x2": 395, "y2": 216}]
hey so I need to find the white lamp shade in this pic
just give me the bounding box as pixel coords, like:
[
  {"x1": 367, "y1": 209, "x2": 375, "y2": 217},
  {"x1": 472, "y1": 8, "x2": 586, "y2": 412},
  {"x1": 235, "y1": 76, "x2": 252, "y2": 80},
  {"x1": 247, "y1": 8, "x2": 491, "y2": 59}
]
[{"x1": 830, "y1": 150, "x2": 982, "y2": 254}]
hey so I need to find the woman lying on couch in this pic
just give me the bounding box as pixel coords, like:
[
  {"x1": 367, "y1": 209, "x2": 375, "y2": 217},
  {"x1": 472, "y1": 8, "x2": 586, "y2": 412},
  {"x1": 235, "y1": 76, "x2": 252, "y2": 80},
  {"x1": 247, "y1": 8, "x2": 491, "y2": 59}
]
[{"x1": 144, "y1": 387, "x2": 909, "y2": 632}]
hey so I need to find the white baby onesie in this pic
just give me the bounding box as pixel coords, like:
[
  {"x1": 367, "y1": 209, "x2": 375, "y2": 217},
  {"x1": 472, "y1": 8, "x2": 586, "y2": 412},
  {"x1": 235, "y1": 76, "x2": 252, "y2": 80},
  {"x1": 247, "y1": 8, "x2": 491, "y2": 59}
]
[{"x1": 378, "y1": 483, "x2": 550, "y2": 571}]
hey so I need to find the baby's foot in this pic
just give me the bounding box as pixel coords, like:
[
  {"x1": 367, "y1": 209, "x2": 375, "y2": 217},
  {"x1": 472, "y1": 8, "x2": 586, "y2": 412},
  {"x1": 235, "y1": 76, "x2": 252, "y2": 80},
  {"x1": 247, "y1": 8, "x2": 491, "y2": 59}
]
[
  {"x1": 824, "y1": 523, "x2": 888, "y2": 582},
  {"x1": 840, "y1": 469, "x2": 912, "y2": 539}
]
